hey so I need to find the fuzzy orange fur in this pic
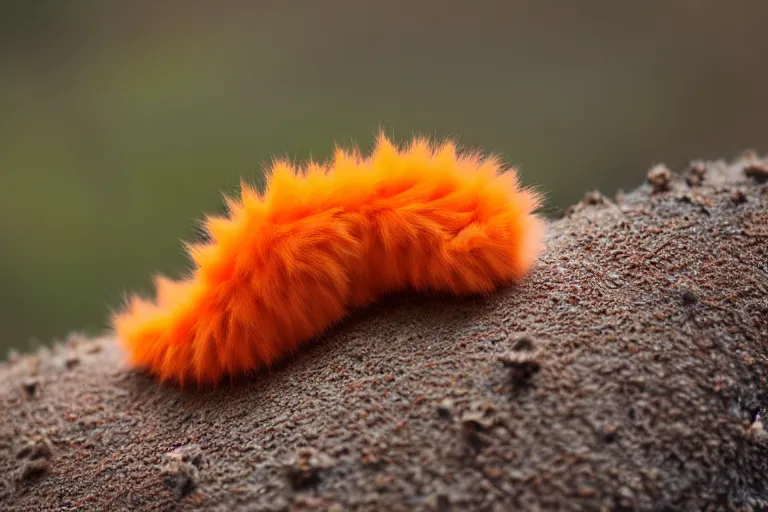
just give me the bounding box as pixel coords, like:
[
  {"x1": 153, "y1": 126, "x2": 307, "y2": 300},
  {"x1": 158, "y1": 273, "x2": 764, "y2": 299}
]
[{"x1": 112, "y1": 134, "x2": 546, "y2": 386}]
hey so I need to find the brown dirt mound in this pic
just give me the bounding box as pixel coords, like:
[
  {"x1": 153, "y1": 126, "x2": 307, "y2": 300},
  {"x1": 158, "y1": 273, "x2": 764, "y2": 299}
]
[{"x1": 1, "y1": 155, "x2": 767, "y2": 511}]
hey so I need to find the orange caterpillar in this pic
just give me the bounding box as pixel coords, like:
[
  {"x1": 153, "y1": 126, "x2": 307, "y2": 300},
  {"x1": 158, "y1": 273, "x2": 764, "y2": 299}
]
[{"x1": 112, "y1": 134, "x2": 546, "y2": 387}]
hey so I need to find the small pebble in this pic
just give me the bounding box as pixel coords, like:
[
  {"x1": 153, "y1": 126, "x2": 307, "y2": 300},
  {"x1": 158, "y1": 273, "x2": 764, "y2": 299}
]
[
  {"x1": 582, "y1": 191, "x2": 604, "y2": 206},
  {"x1": 66, "y1": 332, "x2": 86, "y2": 349},
  {"x1": 460, "y1": 412, "x2": 495, "y2": 452},
  {"x1": 85, "y1": 342, "x2": 103, "y2": 354},
  {"x1": 744, "y1": 162, "x2": 768, "y2": 183},
  {"x1": 602, "y1": 423, "x2": 618, "y2": 442},
  {"x1": 15, "y1": 438, "x2": 53, "y2": 461},
  {"x1": 64, "y1": 354, "x2": 80, "y2": 370},
  {"x1": 685, "y1": 162, "x2": 706, "y2": 187},
  {"x1": 577, "y1": 485, "x2": 598, "y2": 498},
  {"x1": 647, "y1": 164, "x2": 671, "y2": 192},
  {"x1": 161, "y1": 445, "x2": 204, "y2": 500},
  {"x1": 284, "y1": 448, "x2": 335, "y2": 490},
  {"x1": 731, "y1": 189, "x2": 747, "y2": 204},
  {"x1": 498, "y1": 337, "x2": 542, "y2": 384},
  {"x1": 747, "y1": 413, "x2": 766, "y2": 442},
  {"x1": 741, "y1": 149, "x2": 758, "y2": 160},
  {"x1": 21, "y1": 377, "x2": 39, "y2": 398},
  {"x1": 483, "y1": 465, "x2": 503, "y2": 480},
  {"x1": 681, "y1": 290, "x2": 698, "y2": 306},
  {"x1": 436, "y1": 399, "x2": 454, "y2": 420},
  {"x1": 510, "y1": 335, "x2": 536, "y2": 352},
  {"x1": 18, "y1": 459, "x2": 49, "y2": 481},
  {"x1": 460, "y1": 412, "x2": 495, "y2": 432}
]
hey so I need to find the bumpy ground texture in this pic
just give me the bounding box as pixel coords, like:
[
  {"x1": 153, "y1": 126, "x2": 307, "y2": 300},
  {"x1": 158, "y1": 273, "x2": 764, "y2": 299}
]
[{"x1": 1, "y1": 155, "x2": 767, "y2": 511}]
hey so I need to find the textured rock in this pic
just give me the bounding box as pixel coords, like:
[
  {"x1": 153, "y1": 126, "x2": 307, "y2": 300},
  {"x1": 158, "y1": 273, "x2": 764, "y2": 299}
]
[{"x1": 1, "y1": 156, "x2": 767, "y2": 511}]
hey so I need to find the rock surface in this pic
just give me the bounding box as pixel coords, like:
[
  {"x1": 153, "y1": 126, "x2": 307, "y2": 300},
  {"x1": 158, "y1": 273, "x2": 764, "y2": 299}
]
[{"x1": 1, "y1": 155, "x2": 767, "y2": 511}]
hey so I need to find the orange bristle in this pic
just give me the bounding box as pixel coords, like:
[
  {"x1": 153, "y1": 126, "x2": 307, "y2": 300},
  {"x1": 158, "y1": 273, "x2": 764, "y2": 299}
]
[{"x1": 112, "y1": 134, "x2": 546, "y2": 387}]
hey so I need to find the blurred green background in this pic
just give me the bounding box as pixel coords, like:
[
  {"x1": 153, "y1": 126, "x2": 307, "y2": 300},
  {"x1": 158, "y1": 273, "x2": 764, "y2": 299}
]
[{"x1": 2, "y1": 0, "x2": 767, "y2": 356}]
